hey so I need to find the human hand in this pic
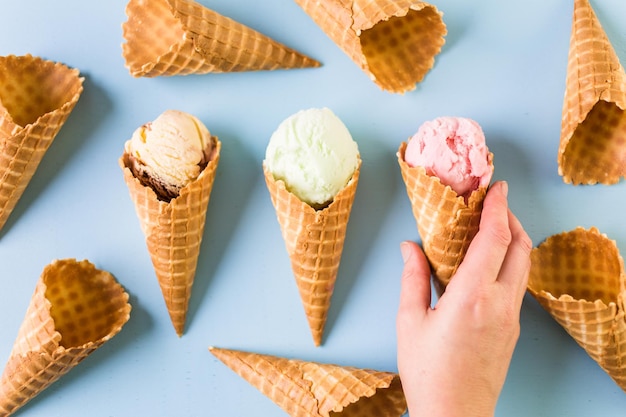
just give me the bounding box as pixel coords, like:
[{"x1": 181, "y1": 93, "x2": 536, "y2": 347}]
[{"x1": 396, "y1": 181, "x2": 532, "y2": 417}]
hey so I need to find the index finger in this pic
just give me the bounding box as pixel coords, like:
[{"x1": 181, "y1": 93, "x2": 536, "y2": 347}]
[{"x1": 496, "y1": 208, "x2": 532, "y2": 308}]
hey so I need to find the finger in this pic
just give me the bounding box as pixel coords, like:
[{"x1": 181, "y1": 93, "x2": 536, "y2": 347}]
[
  {"x1": 497, "y1": 209, "x2": 532, "y2": 308},
  {"x1": 454, "y1": 181, "x2": 512, "y2": 287},
  {"x1": 397, "y1": 241, "x2": 432, "y2": 321}
]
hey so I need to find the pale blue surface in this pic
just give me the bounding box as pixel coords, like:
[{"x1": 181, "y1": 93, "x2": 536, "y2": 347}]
[{"x1": 0, "y1": 0, "x2": 626, "y2": 416}]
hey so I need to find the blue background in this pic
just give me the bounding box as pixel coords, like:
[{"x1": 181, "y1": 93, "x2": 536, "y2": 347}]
[{"x1": 1, "y1": 0, "x2": 626, "y2": 415}]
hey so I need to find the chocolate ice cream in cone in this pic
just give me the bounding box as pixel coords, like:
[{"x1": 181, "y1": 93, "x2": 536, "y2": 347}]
[
  {"x1": 558, "y1": 0, "x2": 626, "y2": 184},
  {"x1": 210, "y1": 347, "x2": 407, "y2": 417},
  {"x1": 122, "y1": 0, "x2": 320, "y2": 77},
  {"x1": 0, "y1": 54, "x2": 83, "y2": 233},
  {"x1": 0, "y1": 259, "x2": 131, "y2": 416},
  {"x1": 120, "y1": 110, "x2": 220, "y2": 336},
  {"x1": 294, "y1": 0, "x2": 446, "y2": 93},
  {"x1": 528, "y1": 227, "x2": 626, "y2": 391}
]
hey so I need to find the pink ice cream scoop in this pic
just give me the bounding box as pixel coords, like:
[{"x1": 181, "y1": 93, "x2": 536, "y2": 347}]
[{"x1": 404, "y1": 117, "x2": 493, "y2": 200}]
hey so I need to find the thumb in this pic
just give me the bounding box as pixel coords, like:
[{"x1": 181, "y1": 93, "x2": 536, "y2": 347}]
[{"x1": 397, "y1": 241, "x2": 432, "y2": 320}]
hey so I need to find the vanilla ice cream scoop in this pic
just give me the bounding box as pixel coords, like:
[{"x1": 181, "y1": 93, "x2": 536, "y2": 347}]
[
  {"x1": 264, "y1": 108, "x2": 359, "y2": 207},
  {"x1": 124, "y1": 110, "x2": 214, "y2": 200},
  {"x1": 404, "y1": 117, "x2": 493, "y2": 200}
]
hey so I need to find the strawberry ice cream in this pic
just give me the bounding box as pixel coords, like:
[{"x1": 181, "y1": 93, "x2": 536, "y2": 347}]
[{"x1": 404, "y1": 117, "x2": 493, "y2": 200}]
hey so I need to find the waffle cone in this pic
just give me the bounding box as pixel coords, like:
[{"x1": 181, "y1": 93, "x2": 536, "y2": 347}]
[
  {"x1": 263, "y1": 160, "x2": 360, "y2": 346},
  {"x1": 119, "y1": 138, "x2": 221, "y2": 336},
  {"x1": 294, "y1": 0, "x2": 446, "y2": 93},
  {"x1": 122, "y1": 0, "x2": 320, "y2": 77},
  {"x1": 397, "y1": 142, "x2": 489, "y2": 289},
  {"x1": 209, "y1": 347, "x2": 407, "y2": 417},
  {"x1": 528, "y1": 227, "x2": 626, "y2": 391},
  {"x1": 0, "y1": 259, "x2": 131, "y2": 416},
  {"x1": 558, "y1": 0, "x2": 626, "y2": 185},
  {"x1": 0, "y1": 54, "x2": 83, "y2": 232}
]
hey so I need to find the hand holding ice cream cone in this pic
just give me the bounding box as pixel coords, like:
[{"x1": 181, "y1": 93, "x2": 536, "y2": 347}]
[{"x1": 397, "y1": 182, "x2": 531, "y2": 416}]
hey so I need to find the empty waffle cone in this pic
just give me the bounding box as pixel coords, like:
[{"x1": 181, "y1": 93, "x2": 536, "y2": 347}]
[
  {"x1": 558, "y1": 0, "x2": 626, "y2": 184},
  {"x1": 0, "y1": 259, "x2": 131, "y2": 416},
  {"x1": 528, "y1": 227, "x2": 626, "y2": 391},
  {"x1": 0, "y1": 54, "x2": 83, "y2": 232},
  {"x1": 209, "y1": 347, "x2": 407, "y2": 417},
  {"x1": 120, "y1": 138, "x2": 220, "y2": 336},
  {"x1": 397, "y1": 142, "x2": 489, "y2": 289},
  {"x1": 122, "y1": 0, "x2": 320, "y2": 77},
  {"x1": 263, "y1": 160, "x2": 360, "y2": 346},
  {"x1": 294, "y1": 0, "x2": 446, "y2": 93}
]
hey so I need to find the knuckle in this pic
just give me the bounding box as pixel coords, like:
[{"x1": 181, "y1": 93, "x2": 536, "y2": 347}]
[
  {"x1": 488, "y1": 224, "x2": 512, "y2": 249},
  {"x1": 516, "y1": 232, "x2": 533, "y2": 257}
]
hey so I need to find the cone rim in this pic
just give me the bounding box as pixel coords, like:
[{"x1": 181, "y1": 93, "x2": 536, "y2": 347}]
[
  {"x1": 0, "y1": 53, "x2": 84, "y2": 130},
  {"x1": 528, "y1": 226, "x2": 626, "y2": 307}
]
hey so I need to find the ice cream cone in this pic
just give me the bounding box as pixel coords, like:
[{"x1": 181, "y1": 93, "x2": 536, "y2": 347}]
[
  {"x1": 122, "y1": 0, "x2": 320, "y2": 77},
  {"x1": 294, "y1": 0, "x2": 446, "y2": 93},
  {"x1": 528, "y1": 227, "x2": 626, "y2": 391},
  {"x1": 263, "y1": 159, "x2": 360, "y2": 346},
  {"x1": 120, "y1": 138, "x2": 221, "y2": 336},
  {"x1": 558, "y1": 0, "x2": 626, "y2": 185},
  {"x1": 209, "y1": 347, "x2": 407, "y2": 417},
  {"x1": 0, "y1": 259, "x2": 131, "y2": 416},
  {"x1": 397, "y1": 142, "x2": 489, "y2": 289},
  {"x1": 0, "y1": 54, "x2": 83, "y2": 232}
]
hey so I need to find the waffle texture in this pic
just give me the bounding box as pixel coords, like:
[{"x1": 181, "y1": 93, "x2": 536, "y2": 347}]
[
  {"x1": 558, "y1": 0, "x2": 626, "y2": 184},
  {"x1": 528, "y1": 227, "x2": 626, "y2": 391},
  {"x1": 120, "y1": 138, "x2": 221, "y2": 336},
  {"x1": 0, "y1": 259, "x2": 131, "y2": 416},
  {"x1": 122, "y1": 0, "x2": 320, "y2": 77},
  {"x1": 264, "y1": 159, "x2": 360, "y2": 346},
  {"x1": 397, "y1": 142, "x2": 489, "y2": 289},
  {"x1": 0, "y1": 54, "x2": 83, "y2": 232},
  {"x1": 294, "y1": 0, "x2": 446, "y2": 93},
  {"x1": 210, "y1": 347, "x2": 407, "y2": 417}
]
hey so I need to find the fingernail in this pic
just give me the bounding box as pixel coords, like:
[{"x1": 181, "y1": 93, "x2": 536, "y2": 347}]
[
  {"x1": 500, "y1": 181, "x2": 509, "y2": 197},
  {"x1": 400, "y1": 242, "x2": 412, "y2": 263}
]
